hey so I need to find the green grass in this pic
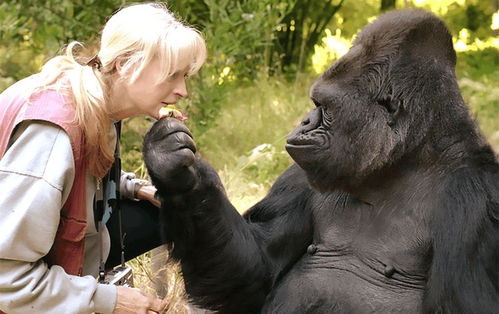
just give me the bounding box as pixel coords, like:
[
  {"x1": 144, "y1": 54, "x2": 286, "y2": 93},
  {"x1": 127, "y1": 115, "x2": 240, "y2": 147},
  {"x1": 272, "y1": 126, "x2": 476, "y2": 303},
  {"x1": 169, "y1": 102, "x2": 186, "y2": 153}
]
[{"x1": 191, "y1": 74, "x2": 314, "y2": 211}]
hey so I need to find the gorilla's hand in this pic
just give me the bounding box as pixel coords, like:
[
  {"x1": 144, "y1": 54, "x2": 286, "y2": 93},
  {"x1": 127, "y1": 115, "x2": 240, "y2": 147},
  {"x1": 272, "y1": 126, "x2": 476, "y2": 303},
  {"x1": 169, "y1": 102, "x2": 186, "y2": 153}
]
[{"x1": 143, "y1": 118, "x2": 198, "y2": 193}]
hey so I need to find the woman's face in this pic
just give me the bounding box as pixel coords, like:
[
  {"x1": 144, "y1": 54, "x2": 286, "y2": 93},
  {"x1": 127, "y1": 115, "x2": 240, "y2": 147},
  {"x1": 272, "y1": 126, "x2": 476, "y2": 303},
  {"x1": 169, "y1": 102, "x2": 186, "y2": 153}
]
[{"x1": 117, "y1": 56, "x2": 189, "y2": 120}]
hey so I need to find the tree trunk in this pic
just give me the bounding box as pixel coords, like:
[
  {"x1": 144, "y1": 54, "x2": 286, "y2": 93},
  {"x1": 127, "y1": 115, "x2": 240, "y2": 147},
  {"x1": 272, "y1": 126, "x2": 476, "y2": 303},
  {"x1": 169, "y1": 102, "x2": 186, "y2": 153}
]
[
  {"x1": 380, "y1": 0, "x2": 396, "y2": 12},
  {"x1": 276, "y1": 0, "x2": 345, "y2": 74}
]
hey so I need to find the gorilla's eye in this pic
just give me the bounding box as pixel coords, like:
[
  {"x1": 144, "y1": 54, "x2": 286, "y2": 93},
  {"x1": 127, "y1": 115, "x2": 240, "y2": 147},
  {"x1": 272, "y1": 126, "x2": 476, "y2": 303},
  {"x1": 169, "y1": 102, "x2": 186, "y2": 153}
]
[
  {"x1": 377, "y1": 96, "x2": 402, "y2": 127},
  {"x1": 377, "y1": 98, "x2": 393, "y2": 113},
  {"x1": 322, "y1": 107, "x2": 333, "y2": 127},
  {"x1": 312, "y1": 98, "x2": 322, "y2": 108},
  {"x1": 377, "y1": 97, "x2": 400, "y2": 114}
]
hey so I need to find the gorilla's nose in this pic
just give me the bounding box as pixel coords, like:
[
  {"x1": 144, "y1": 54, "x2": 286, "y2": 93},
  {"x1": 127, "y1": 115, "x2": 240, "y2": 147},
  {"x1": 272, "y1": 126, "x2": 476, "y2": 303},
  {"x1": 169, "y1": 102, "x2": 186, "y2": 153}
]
[
  {"x1": 286, "y1": 108, "x2": 323, "y2": 145},
  {"x1": 296, "y1": 108, "x2": 322, "y2": 134}
]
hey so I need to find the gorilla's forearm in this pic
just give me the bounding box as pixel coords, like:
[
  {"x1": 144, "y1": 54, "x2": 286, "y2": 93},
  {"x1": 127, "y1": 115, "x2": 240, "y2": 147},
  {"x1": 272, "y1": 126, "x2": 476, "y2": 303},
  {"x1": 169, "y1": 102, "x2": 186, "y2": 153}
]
[
  {"x1": 164, "y1": 190, "x2": 269, "y2": 312},
  {"x1": 156, "y1": 162, "x2": 314, "y2": 312}
]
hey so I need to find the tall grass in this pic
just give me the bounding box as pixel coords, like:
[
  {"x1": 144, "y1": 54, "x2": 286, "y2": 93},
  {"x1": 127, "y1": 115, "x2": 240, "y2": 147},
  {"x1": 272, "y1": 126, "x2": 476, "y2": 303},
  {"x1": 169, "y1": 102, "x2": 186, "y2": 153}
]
[{"x1": 192, "y1": 74, "x2": 314, "y2": 211}]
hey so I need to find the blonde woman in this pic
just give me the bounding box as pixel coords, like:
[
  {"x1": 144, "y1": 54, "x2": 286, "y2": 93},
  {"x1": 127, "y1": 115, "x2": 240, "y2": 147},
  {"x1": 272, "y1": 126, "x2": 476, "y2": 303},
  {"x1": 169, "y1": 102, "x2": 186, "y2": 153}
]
[{"x1": 0, "y1": 3, "x2": 206, "y2": 314}]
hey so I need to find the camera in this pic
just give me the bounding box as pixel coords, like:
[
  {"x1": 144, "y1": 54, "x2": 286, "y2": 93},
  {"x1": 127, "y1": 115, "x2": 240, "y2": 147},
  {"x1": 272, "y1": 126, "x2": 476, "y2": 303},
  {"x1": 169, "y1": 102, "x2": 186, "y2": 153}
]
[{"x1": 99, "y1": 265, "x2": 134, "y2": 287}]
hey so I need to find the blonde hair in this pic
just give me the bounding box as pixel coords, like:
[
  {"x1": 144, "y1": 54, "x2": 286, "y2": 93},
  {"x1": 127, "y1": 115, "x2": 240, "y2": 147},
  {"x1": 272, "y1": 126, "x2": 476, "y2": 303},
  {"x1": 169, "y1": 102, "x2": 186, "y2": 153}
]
[{"x1": 33, "y1": 2, "x2": 206, "y2": 178}]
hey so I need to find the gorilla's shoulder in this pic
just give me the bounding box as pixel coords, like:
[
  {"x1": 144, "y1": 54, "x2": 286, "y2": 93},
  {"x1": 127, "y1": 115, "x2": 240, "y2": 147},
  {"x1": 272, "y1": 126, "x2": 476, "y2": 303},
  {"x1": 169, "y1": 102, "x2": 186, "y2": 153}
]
[
  {"x1": 440, "y1": 160, "x2": 499, "y2": 215},
  {"x1": 243, "y1": 164, "x2": 315, "y2": 222},
  {"x1": 270, "y1": 164, "x2": 312, "y2": 193}
]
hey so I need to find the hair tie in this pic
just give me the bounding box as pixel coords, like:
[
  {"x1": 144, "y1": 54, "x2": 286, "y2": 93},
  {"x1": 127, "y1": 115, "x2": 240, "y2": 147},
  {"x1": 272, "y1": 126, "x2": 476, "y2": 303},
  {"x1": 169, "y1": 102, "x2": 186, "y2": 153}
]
[{"x1": 86, "y1": 55, "x2": 102, "y2": 70}]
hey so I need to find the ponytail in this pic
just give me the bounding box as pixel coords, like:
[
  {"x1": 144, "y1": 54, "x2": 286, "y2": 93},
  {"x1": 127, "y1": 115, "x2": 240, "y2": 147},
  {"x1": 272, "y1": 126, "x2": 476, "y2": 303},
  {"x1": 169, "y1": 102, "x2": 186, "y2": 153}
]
[{"x1": 35, "y1": 42, "x2": 114, "y2": 178}]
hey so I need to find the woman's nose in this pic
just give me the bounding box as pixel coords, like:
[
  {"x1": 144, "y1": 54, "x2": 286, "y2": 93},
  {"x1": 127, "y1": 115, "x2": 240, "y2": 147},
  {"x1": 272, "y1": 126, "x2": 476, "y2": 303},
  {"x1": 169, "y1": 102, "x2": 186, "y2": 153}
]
[{"x1": 175, "y1": 79, "x2": 188, "y2": 98}]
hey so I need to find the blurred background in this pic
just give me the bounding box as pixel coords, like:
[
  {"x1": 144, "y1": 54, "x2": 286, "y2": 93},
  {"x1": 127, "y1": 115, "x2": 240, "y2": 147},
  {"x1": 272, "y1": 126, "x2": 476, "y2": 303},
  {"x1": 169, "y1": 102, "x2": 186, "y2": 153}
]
[{"x1": 1, "y1": 0, "x2": 497, "y2": 312}]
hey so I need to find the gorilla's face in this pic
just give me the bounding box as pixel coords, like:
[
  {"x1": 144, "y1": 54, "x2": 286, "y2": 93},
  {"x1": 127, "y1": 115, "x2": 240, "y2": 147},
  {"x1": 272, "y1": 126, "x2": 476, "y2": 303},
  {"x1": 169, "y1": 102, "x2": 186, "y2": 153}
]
[
  {"x1": 286, "y1": 9, "x2": 457, "y2": 191},
  {"x1": 286, "y1": 55, "x2": 405, "y2": 190}
]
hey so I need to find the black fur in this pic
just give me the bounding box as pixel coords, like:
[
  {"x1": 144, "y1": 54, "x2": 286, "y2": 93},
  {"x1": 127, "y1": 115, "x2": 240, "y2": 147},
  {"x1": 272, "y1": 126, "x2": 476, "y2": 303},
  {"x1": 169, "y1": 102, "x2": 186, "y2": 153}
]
[{"x1": 144, "y1": 9, "x2": 499, "y2": 314}]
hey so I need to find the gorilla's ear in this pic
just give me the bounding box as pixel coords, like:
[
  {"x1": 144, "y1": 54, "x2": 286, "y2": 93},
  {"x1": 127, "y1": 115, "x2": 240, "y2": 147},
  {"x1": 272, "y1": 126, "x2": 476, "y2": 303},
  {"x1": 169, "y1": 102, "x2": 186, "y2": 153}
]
[{"x1": 377, "y1": 96, "x2": 401, "y2": 127}]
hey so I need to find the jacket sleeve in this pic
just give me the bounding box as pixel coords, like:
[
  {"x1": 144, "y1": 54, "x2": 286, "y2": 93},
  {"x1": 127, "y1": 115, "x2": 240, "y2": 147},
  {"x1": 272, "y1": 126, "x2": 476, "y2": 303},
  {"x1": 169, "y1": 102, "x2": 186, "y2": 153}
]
[
  {"x1": 120, "y1": 170, "x2": 149, "y2": 200},
  {"x1": 0, "y1": 121, "x2": 117, "y2": 314}
]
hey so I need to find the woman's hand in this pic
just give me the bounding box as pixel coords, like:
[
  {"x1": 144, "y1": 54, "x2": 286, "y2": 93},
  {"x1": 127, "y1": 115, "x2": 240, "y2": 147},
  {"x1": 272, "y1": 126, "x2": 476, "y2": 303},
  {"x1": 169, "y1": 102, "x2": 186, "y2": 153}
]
[
  {"x1": 113, "y1": 286, "x2": 166, "y2": 314},
  {"x1": 136, "y1": 185, "x2": 161, "y2": 207}
]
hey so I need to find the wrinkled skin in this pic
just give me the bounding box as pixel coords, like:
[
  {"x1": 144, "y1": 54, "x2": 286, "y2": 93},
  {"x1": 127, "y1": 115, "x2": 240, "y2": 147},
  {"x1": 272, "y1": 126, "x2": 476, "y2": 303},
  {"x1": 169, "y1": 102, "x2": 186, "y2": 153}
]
[{"x1": 144, "y1": 9, "x2": 499, "y2": 314}]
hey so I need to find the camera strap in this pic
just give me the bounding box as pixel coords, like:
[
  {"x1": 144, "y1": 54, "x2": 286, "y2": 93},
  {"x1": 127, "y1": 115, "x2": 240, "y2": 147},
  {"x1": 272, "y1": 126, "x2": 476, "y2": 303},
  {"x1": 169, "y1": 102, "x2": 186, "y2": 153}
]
[{"x1": 97, "y1": 121, "x2": 125, "y2": 282}]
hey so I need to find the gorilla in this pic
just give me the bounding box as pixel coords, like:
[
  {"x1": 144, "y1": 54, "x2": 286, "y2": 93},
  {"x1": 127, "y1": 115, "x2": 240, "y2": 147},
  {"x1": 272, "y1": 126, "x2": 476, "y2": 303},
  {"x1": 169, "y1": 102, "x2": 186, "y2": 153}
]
[{"x1": 143, "y1": 9, "x2": 499, "y2": 314}]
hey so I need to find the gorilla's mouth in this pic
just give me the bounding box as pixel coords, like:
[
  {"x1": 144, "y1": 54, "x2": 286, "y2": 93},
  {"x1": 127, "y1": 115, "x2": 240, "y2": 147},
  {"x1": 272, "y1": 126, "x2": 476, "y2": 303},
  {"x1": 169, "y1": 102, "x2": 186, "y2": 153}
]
[
  {"x1": 286, "y1": 137, "x2": 316, "y2": 147},
  {"x1": 286, "y1": 130, "x2": 327, "y2": 147},
  {"x1": 285, "y1": 143, "x2": 316, "y2": 160},
  {"x1": 285, "y1": 134, "x2": 325, "y2": 162}
]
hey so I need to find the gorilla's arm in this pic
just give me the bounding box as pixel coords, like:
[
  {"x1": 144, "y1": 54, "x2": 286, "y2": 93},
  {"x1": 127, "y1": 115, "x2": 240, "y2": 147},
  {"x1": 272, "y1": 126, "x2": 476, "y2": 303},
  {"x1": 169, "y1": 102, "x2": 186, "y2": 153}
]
[
  {"x1": 161, "y1": 163, "x2": 313, "y2": 312},
  {"x1": 144, "y1": 119, "x2": 314, "y2": 313},
  {"x1": 424, "y1": 168, "x2": 499, "y2": 314}
]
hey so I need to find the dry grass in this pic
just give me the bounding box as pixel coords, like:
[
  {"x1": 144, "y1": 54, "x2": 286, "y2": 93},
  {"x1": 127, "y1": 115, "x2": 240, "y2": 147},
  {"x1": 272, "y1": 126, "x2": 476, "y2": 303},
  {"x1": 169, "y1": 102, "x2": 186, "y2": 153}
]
[{"x1": 128, "y1": 249, "x2": 191, "y2": 313}]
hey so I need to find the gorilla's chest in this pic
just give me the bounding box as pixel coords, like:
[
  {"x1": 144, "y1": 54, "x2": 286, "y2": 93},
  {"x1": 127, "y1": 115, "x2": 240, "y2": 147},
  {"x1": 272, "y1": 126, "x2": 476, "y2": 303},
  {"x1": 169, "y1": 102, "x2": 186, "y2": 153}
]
[
  {"x1": 311, "y1": 191, "x2": 431, "y2": 269},
  {"x1": 264, "y1": 192, "x2": 431, "y2": 313}
]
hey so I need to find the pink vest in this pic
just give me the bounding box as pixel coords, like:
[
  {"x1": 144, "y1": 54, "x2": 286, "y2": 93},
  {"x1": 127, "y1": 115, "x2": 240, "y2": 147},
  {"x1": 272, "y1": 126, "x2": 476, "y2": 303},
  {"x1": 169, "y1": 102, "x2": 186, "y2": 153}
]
[{"x1": 0, "y1": 77, "x2": 88, "y2": 276}]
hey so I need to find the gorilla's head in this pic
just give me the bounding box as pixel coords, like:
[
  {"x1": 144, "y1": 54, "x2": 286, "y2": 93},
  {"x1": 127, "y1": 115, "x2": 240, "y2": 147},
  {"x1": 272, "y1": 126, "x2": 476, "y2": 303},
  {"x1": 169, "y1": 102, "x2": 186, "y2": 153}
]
[{"x1": 286, "y1": 9, "x2": 465, "y2": 191}]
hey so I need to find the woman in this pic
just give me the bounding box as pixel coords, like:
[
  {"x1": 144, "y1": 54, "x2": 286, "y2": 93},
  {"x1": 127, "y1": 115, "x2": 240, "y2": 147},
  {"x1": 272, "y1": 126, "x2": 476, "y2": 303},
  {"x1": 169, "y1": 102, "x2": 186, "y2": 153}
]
[{"x1": 0, "y1": 3, "x2": 206, "y2": 313}]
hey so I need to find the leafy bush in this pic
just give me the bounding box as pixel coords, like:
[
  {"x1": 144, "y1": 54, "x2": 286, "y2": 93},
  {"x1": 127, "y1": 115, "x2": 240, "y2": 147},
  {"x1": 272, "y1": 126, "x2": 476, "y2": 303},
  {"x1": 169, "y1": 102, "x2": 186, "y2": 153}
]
[{"x1": 456, "y1": 48, "x2": 499, "y2": 136}]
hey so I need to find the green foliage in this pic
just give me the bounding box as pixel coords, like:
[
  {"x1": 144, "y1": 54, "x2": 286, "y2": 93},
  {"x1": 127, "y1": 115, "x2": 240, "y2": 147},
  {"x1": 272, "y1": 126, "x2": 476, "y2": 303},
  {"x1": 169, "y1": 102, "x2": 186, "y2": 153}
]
[
  {"x1": 274, "y1": 0, "x2": 345, "y2": 74},
  {"x1": 457, "y1": 47, "x2": 499, "y2": 80},
  {"x1": 200, "y1": 0, "x2": 294, "y2": 78},
  {"x1": 457, "y1": 48, "x2": 499, "y2": 136},
  {"x1": 171, "y1": 0, "x2": 294, "y2": 78},
  {"x1": 0, "y1": 0, "x2": 134, "y2": 47},
  {"x1": 324, "y1": 0, "x2": 380, "y2": 38},
  {"x1": 167, "y1": 0, "x2": 300, "y2": 127},
  {"x1": 437, "y1": 0, "x2": 497, "y2": 40},
  {"x1": 0, "y1": 0, "x2": 136, "y2": 86}
]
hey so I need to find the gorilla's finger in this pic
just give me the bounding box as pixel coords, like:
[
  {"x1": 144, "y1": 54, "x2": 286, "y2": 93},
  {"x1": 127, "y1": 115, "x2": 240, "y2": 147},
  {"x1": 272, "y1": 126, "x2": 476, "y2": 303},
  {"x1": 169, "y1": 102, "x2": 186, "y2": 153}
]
[
  {"x1": 147, "y1": 149, "x2": 196, "y2": 192},
  {"x1": 146, "y1": 146, "x2": 196, "y2": 178},
  {"x1": 162, "y1": 118, "x2": 193, "y2": 136},
  {"x1": 169, "y1": 147, "x2": 196, "y2": 167},
  {"x1": 148, "y1": 118, "x2": 193, "y2": 143},
  {"x1": 163, "y1": 132, "x2": 197, "y2": 154}
]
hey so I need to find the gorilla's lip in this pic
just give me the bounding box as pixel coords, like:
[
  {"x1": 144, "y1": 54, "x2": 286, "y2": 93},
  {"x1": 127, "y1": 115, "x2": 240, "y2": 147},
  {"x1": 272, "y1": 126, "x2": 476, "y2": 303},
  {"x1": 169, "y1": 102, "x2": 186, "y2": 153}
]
[
  {"x1": 284, "y1": 143, "x2": 318, "y2": 154},
  {"x1": 286, "y1": 135, "x2": 324, "y2": 147},
  {"x1": 285, "y1": 143, "x2": 316, "y2": 149},
  {"x1": 285, "y1": 144, "x2": 320, "y2": 173}
]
